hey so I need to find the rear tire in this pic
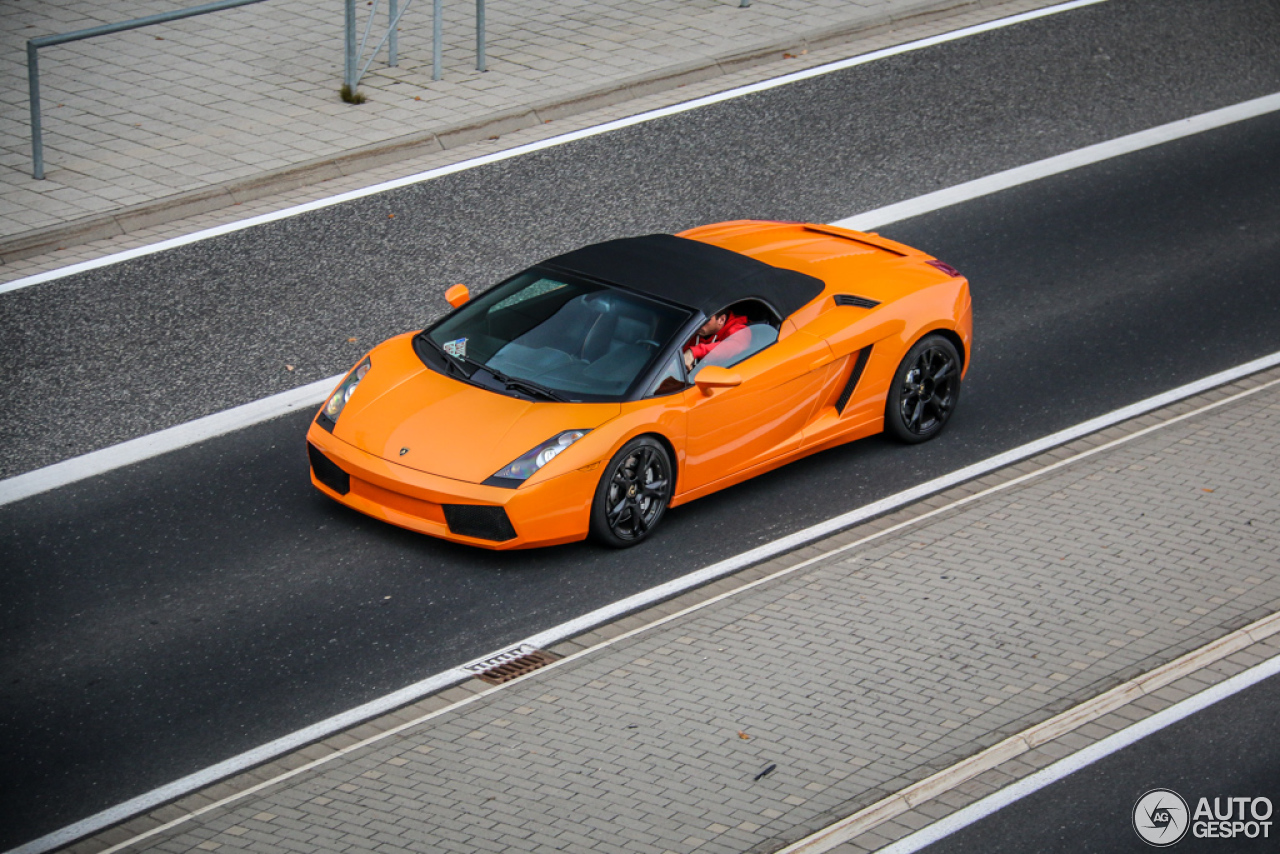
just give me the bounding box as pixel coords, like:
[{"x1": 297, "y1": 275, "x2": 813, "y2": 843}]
[
  {"x1": 589, "y1": 437, "x2": 673, "y2": 548},
  {"x1": 885, "y1": 334, "x2": 962, "y2": 444}
]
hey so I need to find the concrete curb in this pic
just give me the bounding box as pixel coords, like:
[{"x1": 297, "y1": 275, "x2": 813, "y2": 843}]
[
  {"x1": 0, "y1": 0, "x2": 988, "y2": 265},
  {"x1": 778, "y1": 608, "x2": 1280, "y2": 854}
]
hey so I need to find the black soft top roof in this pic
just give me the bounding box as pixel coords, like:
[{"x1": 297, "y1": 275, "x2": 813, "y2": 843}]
[{"x1": 541, "y1": 234, "x2": 825, "y2": 320}]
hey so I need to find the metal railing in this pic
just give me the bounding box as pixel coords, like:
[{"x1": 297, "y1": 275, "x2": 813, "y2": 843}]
[
  {"x1": 343, "y1": 0, "x2": 487, "y2": 92},
  {"x1": 27, "y1": 0, "x2": 745, "y2": 178},
  {"x1": 25, "y1": 0, "x2": 270, "y2": 180}
]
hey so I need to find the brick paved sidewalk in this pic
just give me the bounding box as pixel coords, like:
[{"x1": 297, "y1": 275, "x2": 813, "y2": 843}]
[
  {"x1": 52, "y1": 365, "x2": 1280, "y2": 854},
  {"x1": 1, "y1": 0, "x2": 1055, "y2": 270}
]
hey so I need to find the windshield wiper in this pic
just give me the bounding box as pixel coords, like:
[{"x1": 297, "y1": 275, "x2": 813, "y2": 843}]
[
  {"x1": 415, "y1": 332, "x2": 471, "y2": 378},
  {"x1": 415, "y1": 335, "x2": 567, "y2": 401},
  {"x1": 505, "y1": 377, "x2": 569, "y2": 402},
  {"x1": 482, "y1": 366, "x2": 568, "y2": 402}
]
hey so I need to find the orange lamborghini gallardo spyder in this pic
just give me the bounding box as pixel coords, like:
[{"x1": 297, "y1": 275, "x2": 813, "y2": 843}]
[{"x1": 306, "y1": 220, "x2": 971, "y2": 549}]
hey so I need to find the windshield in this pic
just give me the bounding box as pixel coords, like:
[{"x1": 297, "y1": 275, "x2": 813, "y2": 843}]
[{"x1": 421, "y1": 269, "x2": 694, "y2": 401}]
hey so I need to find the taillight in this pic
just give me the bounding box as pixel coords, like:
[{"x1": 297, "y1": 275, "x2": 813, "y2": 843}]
[{"x1": 926, "y1": 259, "x2": 961, "y2": 277}]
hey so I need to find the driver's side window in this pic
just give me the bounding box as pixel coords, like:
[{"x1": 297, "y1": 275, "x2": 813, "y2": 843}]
[{"x1": 688, "y1": 324, "x2": 779, "y2": 378}]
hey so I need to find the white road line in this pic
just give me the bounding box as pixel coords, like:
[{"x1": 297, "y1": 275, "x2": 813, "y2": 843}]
[
  {"x1": 876, "y1": 652, "x2": 1280, "y2": 854},
  {"x1": 4, "y1": 89, "x2": 1280, "y2": 508},
  {"x1": 0, "y1": 0, "x2": 1106, "y2": 297},
  {"x1": 0, "y1": 376, "x2": 340, "y2": 507},
  {"x1": 13, "y1": 357, "x2": 1280, "y2": 854},
  {"x1": 835, "y1": 90, "x2": 1280, "y2": 231}
]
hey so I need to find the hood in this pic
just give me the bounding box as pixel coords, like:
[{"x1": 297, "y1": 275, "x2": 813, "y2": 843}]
[{"x1": 334, "y1": 361, "x2": 619, "y2": 484}]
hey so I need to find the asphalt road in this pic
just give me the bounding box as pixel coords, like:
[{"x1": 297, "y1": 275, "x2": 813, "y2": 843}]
[
  {"x1": 921, "y1": 669, "x2": 1280, "y2": 854},
  {"x1": 2, "y1": 0, "x2": 1279, "y2": 850},
  {"x1": 2, "y1": 0, "x2": 1280, "y2": 479}
]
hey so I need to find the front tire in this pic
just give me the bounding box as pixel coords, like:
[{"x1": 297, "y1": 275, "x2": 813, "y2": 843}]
[
  {"x1": 589, "y1": 437, "x2": 673, "y2": 548},
  {"x1": 885, "y1": 334, "x2": 962, "y2": 444}
]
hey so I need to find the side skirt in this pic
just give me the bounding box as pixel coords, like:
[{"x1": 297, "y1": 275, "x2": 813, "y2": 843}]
[{"x1": 669, "y1": 419, "x2": 882, "y2": 508}]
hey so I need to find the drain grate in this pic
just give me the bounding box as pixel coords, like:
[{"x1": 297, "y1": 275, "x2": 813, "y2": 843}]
[{"x1": 474, "y1": 648, "x2": 560, "y2": 685}]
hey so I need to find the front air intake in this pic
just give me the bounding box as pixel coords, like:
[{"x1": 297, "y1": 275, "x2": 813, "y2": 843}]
[
  {"x1": 308, "y1": 443, "x2": 351, "y2": 495},
  {"x1": 443, "y1": 504, "x2": 517, "y2": 541}
]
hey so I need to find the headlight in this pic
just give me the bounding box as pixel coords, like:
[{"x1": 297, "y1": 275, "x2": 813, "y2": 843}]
[
  {"x1": 323, "y1": 357, "x2": 371, "y2": 422},
  {"x1": 491, "y1": 430, "x2": 589, "y2": 482}
]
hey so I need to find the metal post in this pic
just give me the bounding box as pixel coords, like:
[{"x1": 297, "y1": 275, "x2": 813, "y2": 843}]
[
  {"x1": 388, "y1": 0, "x2": 398, "y2": 66},
  {"x1": 344, "y1": 0, "x2": 357, "y2": 90},
  {"x1": 432, "y1": 0, "x2": 443, "y2": 80},
  {"x1": 476, "y1": 0, "x2": 486, "y2": 72},
  {"x1": 28, "y1": 42, "x2": 44, "y2": 180}
]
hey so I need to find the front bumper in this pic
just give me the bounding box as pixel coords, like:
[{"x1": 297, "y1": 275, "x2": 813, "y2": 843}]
[{"x1": 305, "y1": 423, "x2": 600, "y2": 549}]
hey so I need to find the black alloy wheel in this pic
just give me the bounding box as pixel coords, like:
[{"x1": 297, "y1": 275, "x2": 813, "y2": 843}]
[
  {"x1": 885, "y1": 334, "x2": 962, "y2": 444},
  {"x1": 589, "y1": 437, "x2": 673, "y2": 547}
]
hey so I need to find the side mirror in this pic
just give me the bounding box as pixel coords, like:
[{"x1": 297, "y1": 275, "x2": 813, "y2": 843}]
[
  {"x1": 694, "y1": 366, "x2": 742, "y2": 394},
  {"x1": 445, "y1": 284, "x2": 470, "y2": 308}
]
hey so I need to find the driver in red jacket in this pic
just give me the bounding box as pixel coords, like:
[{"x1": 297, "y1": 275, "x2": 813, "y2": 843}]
[{"x1": 683, "y1": 310, "x2": 749, "y2": 370}]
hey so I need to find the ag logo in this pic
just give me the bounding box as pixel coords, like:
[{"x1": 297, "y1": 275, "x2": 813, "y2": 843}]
[{"x1": 1134, "y1": 789, "x2": 1190, "y2": 846}]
